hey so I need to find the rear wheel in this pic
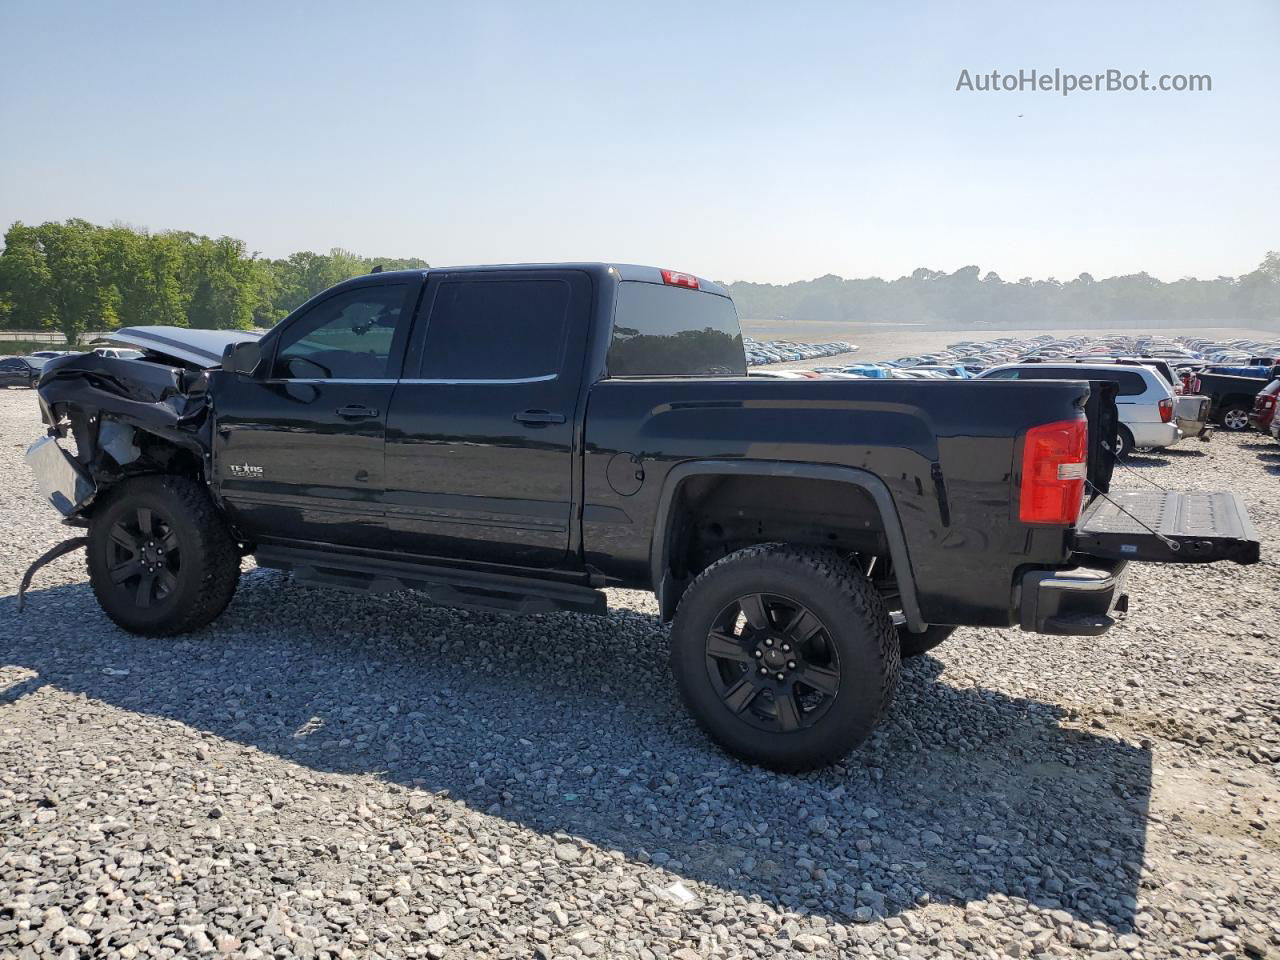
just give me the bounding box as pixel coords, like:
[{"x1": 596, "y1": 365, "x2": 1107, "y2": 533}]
[
  {"x1": 1115, "y1": 426, "x2": 1135, "y2": 459},
  {"x1": 88, "y1": 475, "x2": 241, "y2": 636},
  {"x1": 670, "y1": 544, "x2": 899, "y2": 771},
  {"x1": 1219, "y1": 405, "x2": 1250, "y2": 432},
  {"x1": 898, "y1": 623, "x2": 955, "y2": 658}
]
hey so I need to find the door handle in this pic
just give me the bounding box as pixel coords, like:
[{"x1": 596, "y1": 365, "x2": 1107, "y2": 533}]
[
  {"x1": 514, "y1": 409, "x2": 566, "y2": 425},
  {"x1": 336, "y1": 404, "x2": 380, "y2": 419}
]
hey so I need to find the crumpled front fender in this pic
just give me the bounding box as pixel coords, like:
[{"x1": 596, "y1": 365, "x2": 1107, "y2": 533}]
[{"x1": 29, "y1": 354, "x2": 213, "y2": 518}]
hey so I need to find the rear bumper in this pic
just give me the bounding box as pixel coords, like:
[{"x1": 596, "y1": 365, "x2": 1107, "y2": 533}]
[
  {"x1": 1177, "y1": 418, "x2": 1214, "y2": 439},
  {"x1": 1129, "y1": 421, "x2": 1181, "y2": 448},
  {"x1": 1019, "y1": 560, "x2": 1128, "y2": 636}
]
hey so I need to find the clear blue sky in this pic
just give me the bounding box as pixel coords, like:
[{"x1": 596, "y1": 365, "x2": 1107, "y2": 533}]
[{"x1": 1, "y1": 0, "x2": 1276, "y2": 284}]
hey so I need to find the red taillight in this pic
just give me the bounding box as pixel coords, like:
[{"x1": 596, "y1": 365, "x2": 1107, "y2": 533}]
[
  {"x1": 1158, "y1": 397, "x2": 1173, "y2": 423},
  {"x1": 1191, "y1": 377, "x2": 1201, "y2": 394},
  {"x1": 660, "y1": 269, "x2": 700, "y2": 290},
  {"x1": 1019, "y1": 418, "x2": 1088, "y2": 526}
]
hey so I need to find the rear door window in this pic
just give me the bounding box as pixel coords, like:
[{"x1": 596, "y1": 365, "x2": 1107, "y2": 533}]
[
  {"x1": 608, "y1": 282, "x2": 745, "y2": 377},
  {"x1": 417, "y1": 278, "x2": 570, "y2": 381}
]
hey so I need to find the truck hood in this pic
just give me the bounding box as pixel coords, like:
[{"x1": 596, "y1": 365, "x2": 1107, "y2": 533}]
[{"x1": 105, "y1": 326, "x2": 261, "y2": 369}]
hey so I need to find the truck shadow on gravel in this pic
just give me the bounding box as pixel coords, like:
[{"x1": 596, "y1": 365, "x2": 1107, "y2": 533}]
[
  {"x1": 2, "y1": 570, "x2": 1151, "y2": 932},
  {"x1": 1120, "y1": 446, "x2": 1212, "y2": 469}
]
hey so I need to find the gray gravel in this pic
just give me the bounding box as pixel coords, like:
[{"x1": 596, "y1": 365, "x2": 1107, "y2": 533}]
[{"x1": 1, "y1": 386, "x2": 1278, "y2": 960}]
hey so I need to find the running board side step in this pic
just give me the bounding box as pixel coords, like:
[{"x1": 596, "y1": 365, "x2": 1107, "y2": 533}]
[
  {"x1": 254, "y1": 545, "x2": 608, "y2": 616},
  {"x1": 1074, "y1": 490, "x2": 1260, "y2": 565}
]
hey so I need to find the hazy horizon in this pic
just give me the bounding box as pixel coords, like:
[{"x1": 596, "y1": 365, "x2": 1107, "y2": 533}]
[{"x1": 2, "y1": 1, "x2": 1277, "y2": 284}]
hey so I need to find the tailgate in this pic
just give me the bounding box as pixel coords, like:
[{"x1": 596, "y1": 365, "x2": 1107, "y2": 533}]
[
  {"x1": 1175, "y1": 394, "x2": 1209, "y2": 423},
  {"x1": 1082, "y1": 380, "x2": 1119, "y2": 493},
  {"x1": 1075, "y1": 490, "x2": 1260, "y2": 565}
]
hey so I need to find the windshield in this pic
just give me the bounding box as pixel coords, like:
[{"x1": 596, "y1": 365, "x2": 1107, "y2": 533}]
[{"x1": 608, "y1": 281, "x2": 746, "y2": 377}]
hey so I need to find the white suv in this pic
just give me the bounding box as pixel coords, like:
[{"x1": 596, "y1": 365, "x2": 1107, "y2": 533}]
[{"x1": 978, "y1": 362, "x2": 1179, "y2": 457}]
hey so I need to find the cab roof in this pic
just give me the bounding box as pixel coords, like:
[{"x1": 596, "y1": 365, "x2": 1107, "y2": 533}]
[{"x1": 338, "y1": 263, "x2": 731, "y2": 299}]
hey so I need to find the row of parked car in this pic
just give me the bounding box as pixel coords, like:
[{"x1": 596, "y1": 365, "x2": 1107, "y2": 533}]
[
  {"x1": 754, "y1": 333, "x2": 1280, "y2": 458},
  {"x1": 743, "y1": 336, "x2": 858, "y2": 366}
]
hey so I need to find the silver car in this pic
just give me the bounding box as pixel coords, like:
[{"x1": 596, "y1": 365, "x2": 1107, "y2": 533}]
[{"x1": 978, "y1": 362, "x2": 1180, "y2": 457}]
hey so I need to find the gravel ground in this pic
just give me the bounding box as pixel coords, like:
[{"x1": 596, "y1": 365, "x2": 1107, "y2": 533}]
[{"x1": 1, "y1": 386, "x2": 1277, "y2": 960}]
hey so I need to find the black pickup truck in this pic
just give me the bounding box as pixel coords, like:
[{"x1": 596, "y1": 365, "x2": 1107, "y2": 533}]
[
  {"x1": 24, "y1": 264, "x2": 1261, "y2": 770},
  {"x1": 1191, "y1": 367, "x2": 1280, "y2": 431}
]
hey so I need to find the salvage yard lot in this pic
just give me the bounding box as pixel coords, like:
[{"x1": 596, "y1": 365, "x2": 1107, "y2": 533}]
[{"x1": 1, "y1": 386, "x2": 1277, "y2": 960}]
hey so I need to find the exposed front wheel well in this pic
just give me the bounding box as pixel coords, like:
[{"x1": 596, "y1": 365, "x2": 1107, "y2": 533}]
[{"x1": 49, "y1": 405, "x2": 207, "y2": 516}]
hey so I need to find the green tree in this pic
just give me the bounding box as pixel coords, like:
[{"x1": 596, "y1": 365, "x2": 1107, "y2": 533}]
[
  {"x1": 0, "y1": 220, "x2": 116, "y2": 344},
  {"x1": 40, "y1": 219, "x2": 112, "y2": 344},
  {"x1": 186, "y1": 236, "x2": 257, "y2": 329},
  {"x1": 0, "y1": 223, "x2": 54, "y2": 330}
]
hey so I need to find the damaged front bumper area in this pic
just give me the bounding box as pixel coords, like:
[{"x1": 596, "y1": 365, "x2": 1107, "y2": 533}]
[
  {"x1": 26, "y1": 352, "x2": 213, "y2": 521},
  {"x1": 26, "y1": 435, "x2": 97, "y2": 518}
]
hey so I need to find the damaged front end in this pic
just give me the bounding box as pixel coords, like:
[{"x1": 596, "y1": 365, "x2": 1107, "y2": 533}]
[{"x1": 27, "y1": 353, "x2": 215, "y2": 524}]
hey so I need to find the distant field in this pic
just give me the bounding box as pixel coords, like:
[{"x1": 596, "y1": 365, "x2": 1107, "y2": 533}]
[{"x1": 741, "y1": 323, "x2": 1280, "y2": 367}]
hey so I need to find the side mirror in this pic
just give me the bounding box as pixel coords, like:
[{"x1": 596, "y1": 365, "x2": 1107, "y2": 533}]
[{"x1": 222, "y1": 341, "x2": 262, "y2": 376}]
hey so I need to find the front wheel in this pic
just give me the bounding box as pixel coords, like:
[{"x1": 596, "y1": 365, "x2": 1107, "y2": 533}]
[
  {"x1": 670, "y1": 544, "x2": 899, "y2": 771},
  {"x1": 88, "y1": 475, "x2": 241, "y2": 636},
  {"x1": 1219, "y1": 406, "x2": 1250, "y2": 432}
]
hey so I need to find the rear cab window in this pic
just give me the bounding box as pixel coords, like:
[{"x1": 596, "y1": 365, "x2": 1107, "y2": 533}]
[{"x1": 607, "y1": 281, "x2": 746, "y2": 377}]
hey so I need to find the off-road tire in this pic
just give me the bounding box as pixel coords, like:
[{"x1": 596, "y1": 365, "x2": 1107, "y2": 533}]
[
  {"x1": 670, "y1": 543, "x2": 899, "y2": 771},
  {"x1": 88, "y1": 475, "x2": 241, "y2": 636},
  {"x1": 898, "y1": 623, "x2": 955, "y2": 658}
]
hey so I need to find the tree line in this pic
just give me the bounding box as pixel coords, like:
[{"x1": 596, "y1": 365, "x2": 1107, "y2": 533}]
[
  {"x1": 0, "y1": 219, "x2": 427, "y2": 344},
  {"x1": 727, "y1": 256, "x2": 1280, "y2": 330},
  {"x1": 1, "y1": 218, "x2": 1276, "y2": 344}
]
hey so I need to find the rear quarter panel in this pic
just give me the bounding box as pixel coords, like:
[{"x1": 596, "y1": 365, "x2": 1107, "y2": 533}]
[{"x1": 582, "y1": 377, "x2": 1093, "y2": 626}]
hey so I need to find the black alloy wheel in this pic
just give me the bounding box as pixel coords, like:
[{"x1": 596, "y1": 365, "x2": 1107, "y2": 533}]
[
  {"x1": 105, "y1": 505, "x2": 182, "y2": 609},
  {"x1": 703, "y1": 592, "x2": 842, "y2": 734}
]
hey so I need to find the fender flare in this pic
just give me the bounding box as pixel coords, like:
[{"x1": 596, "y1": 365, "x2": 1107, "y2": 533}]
[{"x1": 648, "y1": 459, "x2": 925, "y2": 631}]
